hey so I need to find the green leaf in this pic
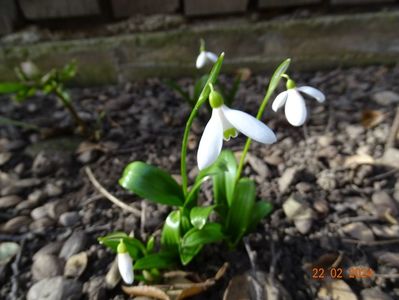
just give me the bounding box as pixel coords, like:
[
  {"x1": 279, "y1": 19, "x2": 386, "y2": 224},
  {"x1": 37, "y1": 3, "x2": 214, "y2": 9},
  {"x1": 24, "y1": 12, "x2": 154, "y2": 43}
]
[
  {"x1": 60, "y1": 62, "x2": 77, "y2": 81},
  {"x1": 190, "y1": 205, "x2": 215, "y2": 230},
  {"x1": 134, "y1": 251, "x2": 177, "y2": 270},
  {"x1": 264, "y1": 58, "x2": 291, "y2": 101},
  {"x1": 98, "y1": 232, "x2": 146, "y2": 259},
  {"x1": 185, "y1": 175, "x2": 210, "y2": 208},
  {"x1": 0, "y1": 82, "x2": 25, "y2": 94},
  {"x1": 225, "y1": 178, "x2": 256, "y2": 246},
  {"x1": 182, "y1": 223, "x2": 224, "y2": 248},
  {"x1": 161, "y1": 210, "x2": 181, "y2": 252},
  {"x1": 119, "y1": 161, "x2": 184, "y2": 206},
  {"x1": 146, "y1": 236, "x2": 155, "y2": 253},
  {"x1": 179, "y1": 244, "x2": 202, "y2": 265},
  {"x1": 248, "y1": 201, "x2": 273, "y2": 232},
  {"x1": 0, "y1": 116, "x2": 39, "y2": 131},
  {"x1": 193, "y1": 75, "x2": 209, "y2": 103}
]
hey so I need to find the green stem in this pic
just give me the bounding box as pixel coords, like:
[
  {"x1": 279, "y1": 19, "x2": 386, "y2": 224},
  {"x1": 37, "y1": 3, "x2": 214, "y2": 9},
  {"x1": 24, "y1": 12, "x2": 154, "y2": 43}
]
[
  {"x1": 235, "y1": 88, "x2": 274, "y2": 183},
  {"x1": 180, "y1": 90, "x2": 210, "y2": 197},
  {"x1": 55, "y1": 88, "x2": 87, "y2": 135}
]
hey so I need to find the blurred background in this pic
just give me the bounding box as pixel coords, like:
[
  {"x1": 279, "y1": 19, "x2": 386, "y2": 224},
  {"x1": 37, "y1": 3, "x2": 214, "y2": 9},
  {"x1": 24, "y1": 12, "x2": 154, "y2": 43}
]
[{"x1": 1, "y1": 0, "x2": 399, "y2": 85}]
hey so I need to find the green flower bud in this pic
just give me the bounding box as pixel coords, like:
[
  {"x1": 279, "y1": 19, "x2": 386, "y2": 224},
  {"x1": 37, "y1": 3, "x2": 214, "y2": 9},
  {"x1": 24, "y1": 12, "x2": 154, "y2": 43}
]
[
  {"x1": 286, "y1": 79, "x2": 296, "y2": 90},
  {"x1": 117, "y1": 239, "x2": 128, "y2": 254},
  {"x1": 209, "y1": 90, "x2": 224, "y2": 108}
]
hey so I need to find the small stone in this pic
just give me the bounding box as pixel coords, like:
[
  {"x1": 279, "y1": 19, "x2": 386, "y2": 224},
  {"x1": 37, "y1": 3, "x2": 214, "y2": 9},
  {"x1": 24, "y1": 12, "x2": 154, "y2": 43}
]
[
  {"x1": 0, "y1": 195, "x2": 22, "y2": 209},
  {"x1": 318, "y1": 280, "x2": 357, "y2": 300},
  {"x1": 371, "y1": 191, "x2": 398, "y2": 216},
  {"x1": 247, "y1": 154, "x2": 269, "y2": 179},
  {"x1": 371, "y1": 225, "x2": 399, "y2": 239},
  {"x1": 47, "y1": 200, "x2": 69, "y2": 219},
  {"x1": 317, "y1": 170, "x2": 336, "y2": 191},
  {"x1": 32, "y1": 151, "x2": 55, "y2": 176},
  {"x1": 346, "y1": 125, "x2": 364, "y2": 139},
  {"x1": 381, "y1": 148, "x2": 399, "y2": 169},
  {"x1": 278, "y1": 167, "x2": 299, "y2": 194},
  {"x1": 105, "y1": 259, "x2": 121, "y2": 289},
  {"x1": 27, "y1": 276, "x2": 82, "y2": 300},
  {"x1": 282, "y1": 194, "x2": 314, "y2": 234},
  {"x1": 31, "y1": 205, "x2": 48, "y2": 220},
  {"x1": 264, "y1": 154, "x2": 283, "y2": 166},
  {"x1": 317, "y1": 135, "x2": 333, "y2": 147},
  {"x1": 313, "y1": 199, "x2": 329, "y2": 215},
  {"x1": 59, "y1": 212, "x2": 80, "y2": 227},
  {"x1": 29, "y1": 217, "x2": 55, "y2": 233},
  {"x1": 0, "y1": 152, "x2": 12, "y2": 166},
  {"x1": 342, "y1": 222, "x2": 375, "y2": 242},
  {"x1": 372, "y1": 90, "x2": 399, "y2": 106},
  {"x1": 32, "y1": 254, "x2": 63, "y2": 281},
  {"x1": 33, "y1": 242, "x2": 63, "y2": 260},
  {"x1": 361, "y1": 287, "x2": 393, "y2": 300},
  {"x1": 28, "y1": 189, "x2": 45, "y2": 202},
  {"x1": 1, "y1": 216, "x2": 31, "y2": 233},
  {"x1": 295, "y1": 182, "x2": 312, "y2": 194},
  {"x1": 64, "y1": 252, "x2": 88, "y2": 278},
  {"x1": 83, "y1": 276, "x2": 106, "y2": 300},
  {"x1": 60, "y1": 231, "x2": 87, "y2": 260},
  {"x1": 374, "y1": 251, "x2": 399, "y2": 268},
  {"x1": 43, "y1": 183, "x2": 62, "y2": 197},
  {"x1": 77, "y1": 150, "x2": 98, "y2": 164}
]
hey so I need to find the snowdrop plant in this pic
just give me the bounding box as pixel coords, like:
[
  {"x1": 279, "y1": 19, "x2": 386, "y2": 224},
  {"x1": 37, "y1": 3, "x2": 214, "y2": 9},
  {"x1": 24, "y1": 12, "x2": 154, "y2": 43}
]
[
  {"x1": 166, "y1": 40, "x2": 245, "y2": 108},
  {"x1": 99, "y1": 55, "x2": 323, "y2": 284},
  {"x1": 117, "y1": 240, "x2": 134, "y2": 284},
  {"x1": 272, "y1": 75, "x2": 325, "y2": 126}
]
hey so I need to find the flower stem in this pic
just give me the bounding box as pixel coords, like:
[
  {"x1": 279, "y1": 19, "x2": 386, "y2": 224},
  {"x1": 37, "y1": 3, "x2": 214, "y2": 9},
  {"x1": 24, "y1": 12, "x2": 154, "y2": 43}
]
[
  {"x1": 55, "y1": 88, "x2": 88, "y2": 136},
  {"x1": 235, "y1": 88, "x2": 274, "y2": 183},
  {"x1": 180, "y1": 93, "x2": 209, "y2": 197}
]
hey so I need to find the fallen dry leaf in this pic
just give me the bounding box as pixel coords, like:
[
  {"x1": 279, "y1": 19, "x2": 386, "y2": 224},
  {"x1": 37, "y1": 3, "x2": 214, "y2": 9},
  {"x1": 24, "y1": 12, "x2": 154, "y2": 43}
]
[
  {"x1": 344, "y1": 154, "x2": 374, "y2": 168},
  {"x1": 122, "y1": 285, "x2": 170, "y2": 300},
  {"x1": 361, "y1": 110, "x2": 384, "y2": 129}
]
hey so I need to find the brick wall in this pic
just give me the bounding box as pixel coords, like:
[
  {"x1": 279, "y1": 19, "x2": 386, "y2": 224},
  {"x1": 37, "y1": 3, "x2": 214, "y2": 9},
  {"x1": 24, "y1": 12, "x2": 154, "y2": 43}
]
[{"x1": 0, "y1": 0, "x2": 397, "y2": 35}]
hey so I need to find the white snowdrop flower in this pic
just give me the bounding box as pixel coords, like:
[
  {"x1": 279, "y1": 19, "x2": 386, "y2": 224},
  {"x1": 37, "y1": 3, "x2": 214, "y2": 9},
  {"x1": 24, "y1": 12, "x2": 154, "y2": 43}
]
[
  {"x1": 272, "y1": 79, "x2": 325, "y2": 127},
  {"x1": 197, "y1": 90, "x2": 277, "y2": 170},
  {"x1": 117, "y1": 240, "x2": 134, "y2": 284},
  {"x1": 196, "y1": 51, "x2": 218, "y2": 69}
]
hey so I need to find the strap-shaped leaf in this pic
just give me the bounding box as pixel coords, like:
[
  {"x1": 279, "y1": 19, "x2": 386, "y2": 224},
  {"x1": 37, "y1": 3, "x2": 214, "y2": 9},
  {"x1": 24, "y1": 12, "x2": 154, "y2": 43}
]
[
  {"x1": 161, "y1": 210, "x2": 181, "y2": 253},
  {"x1": 179, "y1": 223, "x2": 224, "y2": 265},
  {"x1": 98, "y1": 232, "x2": 146, "y2": 259},
  {"x1": 225, "y1": 178, "x2": 256, "y2": 246},
  {"x1": 0, "y1": 82, "x2": 25, "y2": 94},
  {"x1": 134, "y1": 251, "x2": 177, "y2": 270},
  {"x1": 182, "y1": 223, "x2": 224, "y2": 248},
  {"x1": 190, "y1": 205, "x2": 215, "y2": 230},
  {"x1": 248, "y1": 201, "x2": 273, "y2": 232},
  {"x1": 119, "y1": 161, "x2": 184, "y2": 206},
  {"x1": 264, "y1": 58, "x2": 291, "y2": 102}
]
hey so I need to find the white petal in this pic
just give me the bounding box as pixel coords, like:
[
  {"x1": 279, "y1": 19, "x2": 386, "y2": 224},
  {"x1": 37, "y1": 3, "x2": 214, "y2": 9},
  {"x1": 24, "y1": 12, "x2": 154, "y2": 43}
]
[
  {"x1": 297, "y1": 86, "x2": 325, "y2": 103},
  {"x1": 196, "y1": 52, "x2": 207, "y2": 69},
  {"x1": 197, "y1": 109, "x2": 224, "y2": 170},
  {"x1": 118, "y1": 253, "x2": 134, "y2": 284},
  {"x1": 205, "y1": 51, "x2": 218, "y2": 63},
  {"x1": 285, "y1": 89, "x2": 307, "y2": 126},
  {"x1": 272, "y1": 91, "x2": 288, "y2": 112},
  {"x1": 222, "y1": 105, "x2": 276, "y2": 144}
]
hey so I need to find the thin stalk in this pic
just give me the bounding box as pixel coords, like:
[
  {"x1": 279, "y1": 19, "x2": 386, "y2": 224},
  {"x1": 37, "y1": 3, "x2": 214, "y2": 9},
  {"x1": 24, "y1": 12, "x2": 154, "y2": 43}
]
[
  {"x1": 55, "y1": 89, "x2": 87, "y2": 135},
  {"x1": 235, "y1": 87, "x2": 275, "y2": 183},
  {"x1": 180, "y1": 93, "x2": 209, "y2": 197}
]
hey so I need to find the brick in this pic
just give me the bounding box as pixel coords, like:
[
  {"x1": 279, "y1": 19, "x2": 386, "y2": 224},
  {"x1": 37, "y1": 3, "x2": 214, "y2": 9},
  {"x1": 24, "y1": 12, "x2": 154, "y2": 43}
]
[
  {"x1": 184, "y1": 0, "x2": 248, "y2": 16},
  {"x1": 0, "y1": 0, "x2": 17, "y2": 35},
  {"x1": 18, "y1": 0, "x2": 101, "y2": 20},
  {"x1": 111, "y1": 0, "x2": 180, "y2": 18},
  {"x1": 331, "y1": 0, "x2": 394, "y2": 4},
  {"x1": 258, "y1": 0, "x2": 320, "y2": 8}
]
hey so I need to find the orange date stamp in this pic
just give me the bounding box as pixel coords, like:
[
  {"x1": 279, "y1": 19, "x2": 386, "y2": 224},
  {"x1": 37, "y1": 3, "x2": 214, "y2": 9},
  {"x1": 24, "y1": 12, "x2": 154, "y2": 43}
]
[{"x1": 312, "y1": 267, "x2": 374, "y2": 280}]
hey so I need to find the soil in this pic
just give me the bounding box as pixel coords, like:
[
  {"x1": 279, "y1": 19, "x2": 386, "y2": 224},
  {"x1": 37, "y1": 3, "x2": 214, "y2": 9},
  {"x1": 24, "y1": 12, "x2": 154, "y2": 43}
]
[{"x1": 1, "y1": 64, "x2": 399, "y2": 300}]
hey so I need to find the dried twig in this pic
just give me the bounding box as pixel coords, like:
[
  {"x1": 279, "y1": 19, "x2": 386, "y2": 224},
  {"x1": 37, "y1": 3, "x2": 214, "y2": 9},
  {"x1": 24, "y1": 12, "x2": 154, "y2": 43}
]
[
  {"x1": 385, "y1": 107, "x2": 399, "y2": 150},
  {"x1": 10, "y1": 238, "x2": 25, "y2": 300},
  {"x1": 84, "y1": 166, "x2": 141, "y2": 217}
]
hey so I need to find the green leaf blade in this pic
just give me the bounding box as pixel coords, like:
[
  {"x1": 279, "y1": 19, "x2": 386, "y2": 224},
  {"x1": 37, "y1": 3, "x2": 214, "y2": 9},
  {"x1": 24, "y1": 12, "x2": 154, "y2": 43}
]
[
  {"x1": 119, "y1": 161, "x2": 184, "y2": 206},
  {"x1": 98, "y1": 232, "x2": 146, "y2": 259},
  {"x1": 134, "y1": 251, "x2": 177, "y2": 270},
  {"x1": 190, "y1": 205, "x2": 215, "y2": 230},
  {"x1": 161, "y1": 210, "x2": 181, "y2": 253}
]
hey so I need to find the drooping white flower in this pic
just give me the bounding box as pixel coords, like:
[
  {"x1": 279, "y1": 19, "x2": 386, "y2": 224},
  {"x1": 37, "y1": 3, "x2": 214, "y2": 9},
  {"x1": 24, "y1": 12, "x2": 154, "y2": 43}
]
[
  {"x1": 117, "y1": 240, "x2": 134, "y2": 284},
  {"x1": 272, "y1": 79, "x2": 325, "y2": 127},
  {"x1": 197, "y1": 90, "x2": 277, "y2": 170},
  {"x1": 196, "y1": 51, "x2": 218, "y2": 69}
]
